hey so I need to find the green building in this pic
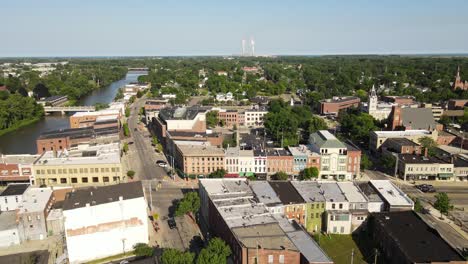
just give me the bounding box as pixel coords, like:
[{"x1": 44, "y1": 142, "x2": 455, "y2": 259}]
[{"x1": 292, "y1": 181, "x2": 326, "y2": 233}]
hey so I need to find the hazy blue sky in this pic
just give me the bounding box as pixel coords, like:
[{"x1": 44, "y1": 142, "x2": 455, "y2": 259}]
[{"x1": 2, "y1": 0, "x2": 468, "y2": 57}]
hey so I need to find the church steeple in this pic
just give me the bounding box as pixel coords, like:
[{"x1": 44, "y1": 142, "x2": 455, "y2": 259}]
[{"x1": 368, "y1": 85, "x2": 378, "y2": 113}]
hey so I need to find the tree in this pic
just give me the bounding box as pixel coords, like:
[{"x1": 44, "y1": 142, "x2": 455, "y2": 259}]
[
  {"x1": 94, "y1": 103, "x2": 109, "y2": 111},
  {"x1": 360, "y1": 153, "x2": 373, "y2": 170},
  {"x1": 434, "y1": 192, "x2": 452, "y2": 215},
  {"x1": 123, "y1": 123, "x2": 130, "y2": 137},
  {"x1": 413, "y1": 198, "x2": 423, "y2": 213},
  {"x1": 122, "y1": 142, "x2": 129, "y2": 154},
  {"x1": 380, "y1": 154, "x2": 396, "y2": 171},
  {"x1": 133, "y1": 243, "x2": 153, "y2": 257},
  {"x1": 127, "y1": 170, "x2": 135, "y2": 179},
  {"x1": 339, "y1": 110, "x2": 376, "y2": 144},
  {"x1": 206, "y1": 110, "x2": 219, "y2": 128},
  {"x1": 196, "y1": 237, "x2": 232, "y2": 264},
  {"x1": 208, "y1": 169, "x2": 226, "y2": 178},
  {"x1": 271, "y1": 171, "x2": 289, "y2": 181},
  {"x1": 299, "y1": 167, "x2": 319, "y2": 180},
  {"x1": 32, "y1": 83, "x2": 50, "y2": 99},
  {"x1": 125, "y1": 107, "x2": 131, "y2": 117},
  {"x1": 136, "y1": 90, "x2": 144, "y2": 98},
  {"x1": 418, "y1": 136, "x2": 438, "y2": 157},
  {"x1": 161, "y1": 248, "x2": 195, "y2": 264},
  {"x1": 175, "y1": 192, "x2": 201, "y2": 217},
  {"x1": 129, "y1": 95, "x2": 136, "y2": 104}
]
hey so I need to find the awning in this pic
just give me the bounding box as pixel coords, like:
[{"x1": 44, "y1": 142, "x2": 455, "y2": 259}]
[{"x1": 438, "y1": 173, "x2": 453, "y2": 178}]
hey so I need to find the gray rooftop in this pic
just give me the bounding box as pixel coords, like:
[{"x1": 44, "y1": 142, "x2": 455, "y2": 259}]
[
  {"x1": 401, "y1": 108, "x2": 436, "y2": 130},
  {"x1": 309, "y1": 130, "x2": 346, "y2": 149},
  {"x1": 291, "y1": 181, "x2": 325, "y2": 203},
  {"x1": 250, "y1": 181, "x2": 283, "y2": 206},
  {"x1": 0, "y1": 211, "x2": 18, "y2": 231},
  {"x1": 320, "y1": 182, "x2": 347, "y2": 202}
]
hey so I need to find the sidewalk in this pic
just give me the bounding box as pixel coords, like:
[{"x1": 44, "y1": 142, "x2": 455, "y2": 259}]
[{"x1": 425, "y1": 206, "x2": 468, "y2": 241}]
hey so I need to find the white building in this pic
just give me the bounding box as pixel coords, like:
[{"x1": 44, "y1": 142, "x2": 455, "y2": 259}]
[
  {"x1": 243, "y1": 108, "x2": 268, "y2": 127},
  {"x1": 215, "y1": 92, "x2": 233, "y2": 102},
  {"x1": 0, "y1": 211, "x2": 20, "y2": 248},
  {"x1": 337, "y1": 182, "x2": 368, "y2": 231},
  {"x1": 321, "y1": 182, "x2": 352, "y2": 234},
  {"x1": 63, "y1": 182, "x2": 148, "y2": 264},
  {"x1": 369, "y1": 180, "x2": 414, "y2": 211},
  {"x1": 309, "y1": 130, "x2": 352, "y2": 180},
  {"x1": 0, "y1": 184, "x2": 30, "y2": 212},
  {"x1": 365, "y1": 85, "x2": 394, "y2": 121}
]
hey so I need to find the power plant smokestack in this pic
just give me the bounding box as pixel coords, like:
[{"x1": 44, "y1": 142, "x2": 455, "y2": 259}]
[
  {"x1": 242, "y1": 39, "x2": 246, "y2": 56},
  {"x1": 250, "y1": 37, "x2": 255, "y2": 57}
]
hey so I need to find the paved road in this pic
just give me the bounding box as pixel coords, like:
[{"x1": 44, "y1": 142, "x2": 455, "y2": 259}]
[{"x1": 127, "y1": 97, "x2": 167, "y2": 181}]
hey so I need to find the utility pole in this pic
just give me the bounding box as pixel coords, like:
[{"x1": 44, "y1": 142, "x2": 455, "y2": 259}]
[
  {"x1": 350, "y1": 248, "x2": 354, "y2": 264},
  {"x1": 148, "y1": 182, "x2": 153, "y2": 211},
  {"x1": 374, "y1": 248, "x2": 378, "y2": 264}
]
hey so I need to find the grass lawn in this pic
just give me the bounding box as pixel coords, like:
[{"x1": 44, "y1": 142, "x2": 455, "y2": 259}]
[
  {"x1": 314, "y1": 234, "x2": 367, "y2": 264},
  {"x1": 85, "y1": 252, "x2": 135, "y2": 264}
]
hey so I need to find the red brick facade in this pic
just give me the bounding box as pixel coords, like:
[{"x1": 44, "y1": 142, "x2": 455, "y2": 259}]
[{"x1": 320, "y1": 97, "x2": 360, "y2": 115}]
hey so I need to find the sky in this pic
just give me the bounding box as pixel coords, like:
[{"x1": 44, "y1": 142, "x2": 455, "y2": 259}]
[{"x1": 1, "y1": 0, "x2": 468, "y2": 57}]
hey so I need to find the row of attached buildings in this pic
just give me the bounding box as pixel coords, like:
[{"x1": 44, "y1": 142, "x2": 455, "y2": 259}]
[
  {"x1": 199, "y1": 178, "x2": 419, "y2": 264},
  {"x1": 0, "y1": 182, "x2": 149, "y2": 264},
  {"x1": 174, "y1": 130, "x2": 362, "y2": 180}
]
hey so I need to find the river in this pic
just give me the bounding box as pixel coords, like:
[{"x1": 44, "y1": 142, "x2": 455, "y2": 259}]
[{"x1": 0, "y1": 72, "x2": 145, "y2": 154}]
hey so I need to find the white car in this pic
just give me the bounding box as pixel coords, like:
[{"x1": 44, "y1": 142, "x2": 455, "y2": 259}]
[{"x1": 156, "y1": 160, "x2": 167, "y2": 167}]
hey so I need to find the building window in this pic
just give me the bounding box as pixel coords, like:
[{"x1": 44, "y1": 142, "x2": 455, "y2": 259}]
[
  {"x1": 60, "y1": 178, "x2": 67, "y2": 184},
  {"x1": 92, "y1": 177, "x2": 99, "y2": 183},
  {"x1": 279, "y1": 255, "x2": 285, "y2": 263},
  {"x1": 268, "y1": 255, "x2": 273, "y2": 263},
  {"x1": 82, "y1": 177, "x2": 88, "y2": 183},
  {"x1": 15, "y1": 196, "x2": 18, "y2": 203},
  {"x1": 340, "y1": 226, "x2": 345, "y2": 233},
  {"x1": 332, "y1": 203, "x2": 335, "y2": 209},
  {"x1": 339, "y1": 203, "x2": 343, "y2": 209},
  {"x1": 4, "y1": 197, "x2": 7, "y2": 204},
  {"x1": 103, "y1": 177, "x2": 109, "y2": 182},
  {"x1": 71, "y1": 178, "x2": 77, "y2": 183}
]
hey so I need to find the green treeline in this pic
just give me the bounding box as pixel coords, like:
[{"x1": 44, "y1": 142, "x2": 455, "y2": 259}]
[{"x1": 0, "y1": 93, "x2": 44, "y2": 134}]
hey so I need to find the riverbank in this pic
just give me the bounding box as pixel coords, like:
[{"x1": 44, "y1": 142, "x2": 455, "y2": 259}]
[{"x1": 0, "y1": 116, "x2": 42, "y2": 137}]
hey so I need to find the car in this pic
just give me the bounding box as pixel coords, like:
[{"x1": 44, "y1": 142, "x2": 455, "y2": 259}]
[
  {"x1": 156, "y1": 160, "x2": 167, "y2": 167},
  {"x1": 168, "y1": 218, "x2": 176, "y2": 229}
]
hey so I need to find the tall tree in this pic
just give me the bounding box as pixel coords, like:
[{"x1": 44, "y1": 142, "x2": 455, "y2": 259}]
[
  {"x1": 161, "y1": 248, "x2": 195, "y2": 264},
  {"x1": 196, "y1": 238, "x2": 232, "y2": 264},
  {"x1": 434, "y1": 192, "x2": 452, "y2": 215}
]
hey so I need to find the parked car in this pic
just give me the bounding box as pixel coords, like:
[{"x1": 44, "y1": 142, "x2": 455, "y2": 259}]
[
  {"x1": 157, "y1": 160, "x2": 167, "y2": 167},
  {"x1": 416, "y1": 184, "x2": 436, "y2": 193},
  {"x1": 168, "y1": 218, "x2": 177, "y2": 229}
]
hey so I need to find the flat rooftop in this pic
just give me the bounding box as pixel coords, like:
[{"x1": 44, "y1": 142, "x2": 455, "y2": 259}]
[
  {"x1": 372, "y1": 211, "x2": 464, "y2": 262},
  {"x1": 250, "y1": 181, "x2": 282, "y2": 206},
  {"x1": 370, "y1": 180, "x2": 413, "y2": 207},
  {"x1": 71, "y1": 109, "x2": 120, "y2": 117},
  {"x1": 63, "y1": 181, "x2": 143, "y2": 211},
  {"x1": 291, "y1": 181, "x2": 325, "y2": 203},
  {"x1": 38, "y1": 127, "x2": 94, "y2": 140},
  {"x1": 34, "y1": 143, "x2": 120, "y2": 166},
  {"x1": 356, "y1": 182, "x2": 383, "y2": 203},
  {"x1": 320, "y1": 96, "x2": 359, "y2": 103},
  {"x1": 320, "y1": 182, "x2": 347, "y2": 202},
  {"x1": 0, "y1": 154, "x2": 39, "y2": 165},
  {"x1": 372, "y1": 130, "x2": 432, "y2": 137},
  {"x1": 384, "y1": 137, "x2": 420, "y2": 147},
  {"x1": 268, "y1": 181, "x2": 305, "y2": 205},
  {"x1": 232, "y1": 223, "x2": 298, "y2": 251},
  {"x1": 199, "y1": 179, "x2": 253, "y2": 198},
  {"x1": 18, "y1": 188, "x2": 53, "y2": 213},
  {"x1": 177, "y1": 144, "x2": 224, "y2": 156},
  {"x1": 337, "y1": 182, "x2": 367, "y2": 203},
  {"x1": 399, "y1": 154, "x2": 449, "y2": 164},
  {"x1": 0, "y1": 211, "x2": 18, "y2": 230},
  {"x1": 0, "y1": 183, "x2": 30, "y2": 196},
  {"x1": 159, "y1": 106, "x2": 210, "y2": 121}
]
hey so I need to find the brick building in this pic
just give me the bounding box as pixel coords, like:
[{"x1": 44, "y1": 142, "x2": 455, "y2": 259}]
[
  {"x1": 69, "y1": 109, "x2": 121, "y2": 129},
  {"x1": 269, "y1": 181, "x2": 307, "y2": 226},
  {"x1": 198, "y1": 179, "x2": 333, "y2": 264},
  {"x1": 380, "y1": 138, "x2": 422, "y2": 155},
  {"x1": 447, "y1": 99, "x2": 468, "y2": 110},
  {"x1": 381, "y1": 95, "x2": 414, "y2": 105},
  {"x1": 217, "y1": 110, "x2": 239, "y2": 128},
  {"x1": 319, "y1": 96, "x2": 360, "y2": 115},
  {"x1": 0, "y1": 155, "x2": 38, "y2": 183},
  {"x1": 453, "y1": 66, "x2": 468, "y2": 90},
  {"x1": 175, "y1": 144, "x2": 225, "y2": 177},
  {"x1": 266, "y1": 149, "x2": 294, "y2": 175}
]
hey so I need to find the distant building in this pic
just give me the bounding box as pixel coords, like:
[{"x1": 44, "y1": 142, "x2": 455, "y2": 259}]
[
  {"x1": 37, "y1": 95, "x2": 68, "y2": 107},
  {"x1": 381, "y1": 95, "x2": 414, "y2": 105},
  {"x1": 63, "y1": 182, "x2": 148, "y2": 264},
  {"x1": 69, "y1": 109, "x2": 122, "y2": 129},
  {"x1": 291, "y1": 181, "x2": 326, "y2": 233},
  {"x1": 388, "y1": 106, "x2": 440, "y2": 131},
  {"x1": 153, "y1": 106, "x2": 210, "y2": 141},
  {"x1": 309, "y1": 130, "x2": 352, "y2": 180},
  {"x1": 369, "y1": 130, "x2": 437, "y2": 153},
  {"x1": 447, "y1": 99, "x2": 468, "y2": 110},
  {"x1": 319, "y1": 96, "x2": 360, "y2": 116},
  {"x1": 215, "y1": 92, "x2": 233, "y2": 102},
  {"x1": 368, "y1": 211, "x2": 465, "y2": 264},
  {"x1": 380, "y1": 137, "x2": 423, "y2": 155},
  {"x1": 366, "y1": 85, "x2": 393, "y2": 121},
  {"x1": 268, "y1": 181, "x2": 307, "y2": 226},
  {"x1": 397, "y1": 154, "x2": 454, "y2": 181},
  {"x1": 453, "y1": 66, "x2": 468, "y2": 90},
  {"x1": 265, "y1": 148, "x2": 294, "y2": 176}
]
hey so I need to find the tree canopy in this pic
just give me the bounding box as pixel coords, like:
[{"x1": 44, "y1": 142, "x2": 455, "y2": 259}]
[
  {"x1": 299, "y1": 167, "x2": 319, "y2": 180},
  {"x1": 161, "y1": 248, "x2": 195, "y2": 264},
  {"x1": 271, "y1": 171, "x2": 289, "y2": 181},
  {"x1": 434, "y1": 192, "x2": 452, "y2": 215},
  {"x1": 175, "y1": 192, "x2": 201, "y2": 217},
  {"x1": 196, "y1": 238, "x2": 232, "y2": 264},
  {"x1": 208, "y1": 169, "x2": 227, "y2": 178}
]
